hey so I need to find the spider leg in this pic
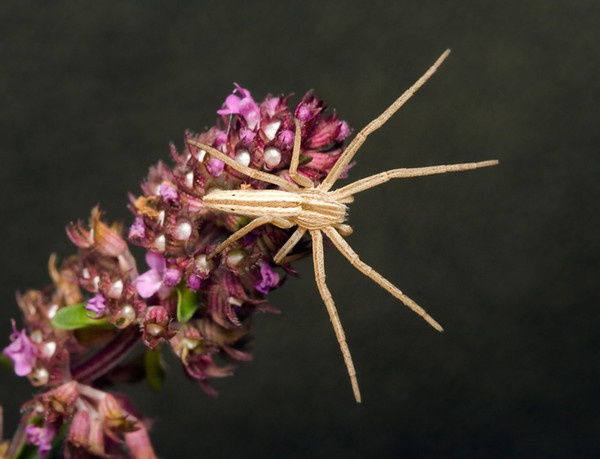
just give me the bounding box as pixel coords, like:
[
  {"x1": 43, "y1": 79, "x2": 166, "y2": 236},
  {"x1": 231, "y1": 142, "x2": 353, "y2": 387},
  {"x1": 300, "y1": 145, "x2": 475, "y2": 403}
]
[
  {"x1": 322, "y1": 227, "x2": 444, "y2": 332},
  {"x1": 273, "y1": 227, "x2": 307, "y2": 264},
  {"x1": 332, "y1": 159, "x2": 499, "y2": 200},
  {"x1": 310, "y1": 229, "x2": 361, "y2": 403},
  {"x1": 187, "y1": 139, "x2": 298, "y2": 192},
  {"x1": 288, "y1": 119, "x2": 314, "y2": 189},
  {"x1": 319, "y1": 49, "x2": 451, "y2": 192},
  {"x1": 207, "y1": 215, "x2": 293, "y2": 259}
]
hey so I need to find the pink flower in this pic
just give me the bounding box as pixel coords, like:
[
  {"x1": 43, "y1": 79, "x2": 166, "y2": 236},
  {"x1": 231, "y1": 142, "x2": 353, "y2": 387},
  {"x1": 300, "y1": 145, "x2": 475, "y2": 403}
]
[
  {"x1": 206, "y1": 157, "x2": 225, "y2": 177},
  {"x1": 278, "y1": 129, "x2": 295, "y2": 145},
  {"x1": 3, "y1": 321, "x2": 38, "y2": 376},
  {"x1": 25, "y1": 424, "x2": 56, "y2": 458},
  {"x1": 217, "y1": 84, "x2": 261, "y2": 129},
  {"x1": 86, "y1": 293, "x2": 107, "y2": 317},
  {"x1": 255, "y1": 262, "x2": 280, "y2": 294},
  {"x1": 159, "y1": 181, "x2": 179, "y2": 203},
  {"x1": 128, "y1": 216, "x2": 146, "y2": 239},
  {"x1": 133, "y1": 252, "x2": 181, "y2": 298}
]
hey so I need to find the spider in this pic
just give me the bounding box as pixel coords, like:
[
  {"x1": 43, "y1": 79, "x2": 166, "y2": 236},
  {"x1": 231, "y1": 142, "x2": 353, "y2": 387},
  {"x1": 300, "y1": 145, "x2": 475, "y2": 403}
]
[{"x1": 187, "y1": 49, "x2": 498, "y2": 402}]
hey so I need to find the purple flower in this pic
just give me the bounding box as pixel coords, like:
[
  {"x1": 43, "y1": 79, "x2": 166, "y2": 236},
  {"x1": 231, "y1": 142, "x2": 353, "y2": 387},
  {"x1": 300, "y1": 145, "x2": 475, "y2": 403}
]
[
  {"x1": 336, "y1": 120, "x2": 351, "y2": 141},
  {"x1": 264, "y1": 97, "x2": 280, "y2": 117},
  {"x1": 278, "y1": 129, "x2": 295, "y2": 145},
  {"x1": 187, "y1": 273, "x2": 202, "y2": 291},
  {"x1": 159, "y1": 181, "x2": 179, "y2": 203},
  {"x1": 255, "y1": 262, "x2": 280, "y2": 294},
  {"x1": 296, "y1": 104, "x2": 312, "y2": 122},
  {"x1": 128, "y1": 216, "x2": 146, "y2": 239},
  {"x1": 133, "y1": 252, "x2": 181, "y2": 298},
  {"x1": 239, "y1": 128, "x2": 257, "y2": 143},
  {"x1": 25, "y1": 424, "x2": 56, "y2": 458},
  {"x1": 217, "y1": 84, "x2": 261, "y2": 129},
  {"x1": 3, "y1": 321, "x2": 38, "y2": 376},
  {"x1": 206, "y1": 157, "x2": 225, "y2": 177},
  {"x1": 86, "y1": 293, "x2": 107, "y2": 317}
]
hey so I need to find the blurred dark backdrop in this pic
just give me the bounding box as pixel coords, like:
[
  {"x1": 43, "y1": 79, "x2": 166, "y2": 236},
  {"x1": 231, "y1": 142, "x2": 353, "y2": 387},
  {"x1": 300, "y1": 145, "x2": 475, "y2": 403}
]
[{"x1": 1, "y1": 2, "x2": 598, "y2": 458}]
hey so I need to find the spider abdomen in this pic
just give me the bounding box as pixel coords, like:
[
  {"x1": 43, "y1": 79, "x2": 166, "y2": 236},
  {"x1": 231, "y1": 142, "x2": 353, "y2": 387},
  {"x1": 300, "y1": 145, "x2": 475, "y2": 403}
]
[{"x1": 203, "y1": 189, "x2": 303, "y2": 218}]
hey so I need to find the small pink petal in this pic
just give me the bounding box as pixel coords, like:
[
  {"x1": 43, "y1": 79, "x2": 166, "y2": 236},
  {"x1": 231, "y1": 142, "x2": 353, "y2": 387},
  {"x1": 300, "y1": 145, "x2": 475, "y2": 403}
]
[
  {"x1": 145, "y1": 251, "x2": 166, "y2": 273},
  {"x1": 133, "y1": 269, "x2": 163, "y2": 298}
]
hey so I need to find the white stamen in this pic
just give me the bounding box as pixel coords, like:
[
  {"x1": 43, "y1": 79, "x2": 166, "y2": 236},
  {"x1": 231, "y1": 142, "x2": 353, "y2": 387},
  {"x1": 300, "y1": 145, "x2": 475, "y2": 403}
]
[
  {"x1": 82, "y1": 268, "x2": 90, "y2": 279},
  {"x1": 158, "y1": 210, "x2": 165, "y2": 225},
  {"x1": 226, "y1": 249, "x2": 246, "y2": 267},
  {"x1": 235, "y1": 150, "x2": 251, "y2": 167},
  {"x1": 197, "y1": 149, "x2": 206, "y2": 162},
  {"x1": 195, "y1": 254, "x2": 214, "y2": 275},
  {"x1": 47, "y1": 304, "x2": 59, "y2": 319},
  {"x1": 92, "y1": 276, "x2": 100, "y2": 291},
  {"x1": 228, "y1": 297, "x2": 243, "y2": 307},
  {"x1": 185, "y1": 171, "x2": 194, "y2": 188},
  {"x1": 43, "y1": 341, "x2": 56, "y2": 358},
  {"x1": 155, "y1": 234, "x2": 166, "y2": 251},
  {"x1": 264, "y1": 147, "x2": 282, "y2": 168},
  {"x1": 174, "y1": 220, "x2": 192, "y2": 240},
  {"x1": 30, "y1": 330, "x2": 43, "y2": 344},
  {"x1": 263, "y1": 121, "x2": 281, "y2": 140},
  {"x1": 109, "y1": 280, "x2": 123, "y2": 298}
]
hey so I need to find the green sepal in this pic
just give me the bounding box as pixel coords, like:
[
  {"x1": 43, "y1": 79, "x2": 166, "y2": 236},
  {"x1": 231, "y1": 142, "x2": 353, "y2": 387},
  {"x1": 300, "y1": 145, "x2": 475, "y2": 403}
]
[
  {"x1": 298, "y1": 153, "x2": 313, "y2": 166},
  {"x1": 0, "y1": 353, "x2": 13, "y2": 371},
  {"x1": 14, "y1": 443, "x2": 39, "y2": 459},
  {"x1": 50, "y1": 303, "x2": 110, "y2": 330},
  {"x1": 145, "y1": 346, "x2": 166, "y2": 391},
  {"x1": 176, "y1": 285, "x2": 199, "y2": 323}
]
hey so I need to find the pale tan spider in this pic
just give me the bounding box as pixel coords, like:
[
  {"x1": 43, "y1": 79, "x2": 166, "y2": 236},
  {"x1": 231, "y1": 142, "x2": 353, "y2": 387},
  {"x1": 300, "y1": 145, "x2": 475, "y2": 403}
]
[{"x1": 187, "y1": 49, "x2": 498, "y2": 402}]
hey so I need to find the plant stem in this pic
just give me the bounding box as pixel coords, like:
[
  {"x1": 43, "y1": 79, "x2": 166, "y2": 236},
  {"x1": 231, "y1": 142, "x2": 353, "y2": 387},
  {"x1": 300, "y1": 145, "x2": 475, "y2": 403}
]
[{"x1": 71, "y1": 327, "x2": 141, "y2": 384}]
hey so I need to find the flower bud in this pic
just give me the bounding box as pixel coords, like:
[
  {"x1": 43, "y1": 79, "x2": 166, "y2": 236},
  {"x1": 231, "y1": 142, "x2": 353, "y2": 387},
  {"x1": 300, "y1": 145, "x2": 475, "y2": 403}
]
[
  {"x1": 98, "y1": 394, "x2": 138, "y2": 433},
  {"x1": 68, "y1": 410, "x2": 90, "y2": 448}
]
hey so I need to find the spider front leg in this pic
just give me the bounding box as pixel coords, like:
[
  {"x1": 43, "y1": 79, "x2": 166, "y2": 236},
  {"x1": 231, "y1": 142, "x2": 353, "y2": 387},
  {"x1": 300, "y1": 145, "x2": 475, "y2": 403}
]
[
  {"x1": 186, "y1": 139, "x2": 298, "y2": 192},
  {"x1": 319, "y1": 49, "x2": 451, "y2": 192},
  {"x1": 310, "y1": 229, "x2": 361, "y2": 403}
]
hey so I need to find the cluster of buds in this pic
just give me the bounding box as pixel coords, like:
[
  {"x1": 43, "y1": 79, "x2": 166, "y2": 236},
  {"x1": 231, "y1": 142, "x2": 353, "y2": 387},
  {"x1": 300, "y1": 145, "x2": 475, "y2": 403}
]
[{"x1": 1, "y1": 84, "x2": 353, "y2": 457}]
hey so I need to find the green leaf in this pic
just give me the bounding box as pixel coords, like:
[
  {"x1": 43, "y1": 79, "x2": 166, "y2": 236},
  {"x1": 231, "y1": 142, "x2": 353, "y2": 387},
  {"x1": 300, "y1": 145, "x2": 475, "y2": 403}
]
[
  {"x1": 145, "y1": 347, "x2": 165, "y2": 391},
  {"x1": 50, "y1": 303, "x2": 110, "y2": 330},
  {"x1": 176, "y1": 285, "x2": 199, "y2": 323}
]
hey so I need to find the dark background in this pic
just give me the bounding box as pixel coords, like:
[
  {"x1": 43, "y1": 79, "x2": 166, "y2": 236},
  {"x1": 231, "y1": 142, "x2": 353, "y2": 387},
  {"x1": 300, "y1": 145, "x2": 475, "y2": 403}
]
[{"x1": 1, "y1": 2, "x2": 598, "y2": 458}]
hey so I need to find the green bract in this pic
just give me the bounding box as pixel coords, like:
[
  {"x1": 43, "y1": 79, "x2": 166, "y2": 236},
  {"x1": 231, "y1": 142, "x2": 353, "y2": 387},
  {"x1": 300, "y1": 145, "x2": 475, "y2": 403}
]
[
  {"x1": 50, "y1": 304, "x2": 110, "y2": 330},
  {"x1": 176, "y1": 285, "x2": 198, "y2": 324}
]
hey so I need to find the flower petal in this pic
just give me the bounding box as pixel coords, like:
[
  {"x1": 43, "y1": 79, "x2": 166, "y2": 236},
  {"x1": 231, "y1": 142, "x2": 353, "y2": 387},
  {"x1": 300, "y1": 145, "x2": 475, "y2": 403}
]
[{"x1": 133, "y1": 269, "x2": 163, "y2": 298}]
